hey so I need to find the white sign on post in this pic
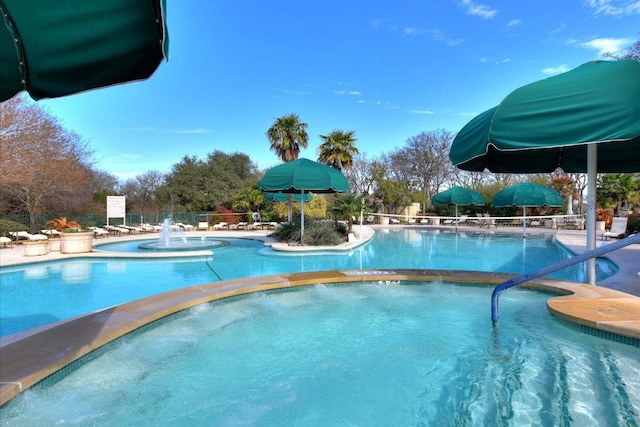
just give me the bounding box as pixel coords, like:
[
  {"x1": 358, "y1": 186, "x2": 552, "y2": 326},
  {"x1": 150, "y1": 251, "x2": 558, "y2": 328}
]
[{"x1": 106, "y1": 196, "x2": 126, "y2": 226}]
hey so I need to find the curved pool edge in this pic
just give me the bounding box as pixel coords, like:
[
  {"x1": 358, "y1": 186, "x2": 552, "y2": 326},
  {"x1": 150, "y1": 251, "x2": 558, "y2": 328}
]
[{"x1": 1, "y1": 269, "x2": 639, "y2": 407}]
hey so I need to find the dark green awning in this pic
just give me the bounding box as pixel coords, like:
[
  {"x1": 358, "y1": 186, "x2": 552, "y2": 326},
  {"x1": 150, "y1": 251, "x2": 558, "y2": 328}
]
[
  {"x1": 450, "y1": 60, "x2": 640, "y2": 173},
  {"x1": 0, "y1": 0, "x2": 168, "y2": 101}
]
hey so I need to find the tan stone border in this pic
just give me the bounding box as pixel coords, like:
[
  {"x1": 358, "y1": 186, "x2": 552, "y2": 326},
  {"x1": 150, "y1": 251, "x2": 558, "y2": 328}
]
[{"x1": 1, "y1": 269, "x2": 639, "y2": 406}]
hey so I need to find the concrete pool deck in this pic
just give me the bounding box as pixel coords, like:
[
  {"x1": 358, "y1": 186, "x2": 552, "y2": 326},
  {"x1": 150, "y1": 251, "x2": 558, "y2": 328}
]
[{"x1": 0, "y1": 225, "x2": 639, "y2": 406}]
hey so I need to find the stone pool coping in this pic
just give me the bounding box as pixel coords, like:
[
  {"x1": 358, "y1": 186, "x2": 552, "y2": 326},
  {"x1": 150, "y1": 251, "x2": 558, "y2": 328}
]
[{"x1": 1, "y1": 268, "x2": 639, "y2": 407}]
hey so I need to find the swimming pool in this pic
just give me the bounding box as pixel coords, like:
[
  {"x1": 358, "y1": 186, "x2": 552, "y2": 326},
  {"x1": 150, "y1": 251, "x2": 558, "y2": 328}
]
[
  {"x1": 1, "y1": 281, "x2": 638, "y2": 425},
  {"x1": 0, "y1": 230, "x2": 617, "y2": 337}
]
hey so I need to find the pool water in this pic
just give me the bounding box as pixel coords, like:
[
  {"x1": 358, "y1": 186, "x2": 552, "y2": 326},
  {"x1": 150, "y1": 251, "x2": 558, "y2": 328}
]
[
  {"x1": 0, "y1": 230, "x2": 616, "y2": 336},
  {"x1": 1, "y1": 282, "x2": 638, "y2": 425}
]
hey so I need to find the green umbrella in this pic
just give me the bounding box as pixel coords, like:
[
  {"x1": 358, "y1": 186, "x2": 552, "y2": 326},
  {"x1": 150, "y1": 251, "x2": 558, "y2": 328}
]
[
  {"x1": 492, "y1": 182, "x2": 563, "y2": 237},
  {"x1": 431, "y1": 186, "x2": 485, "y2": 231},
  {"x1": 259, "y1": 158, "x2": 348, "y2": 240},
  {"x1": 0, "y1": 0, "x2": 168, "y2": 101},
  {"x1": 450, "y1": 60, "x2": 640, "y2": 283}
]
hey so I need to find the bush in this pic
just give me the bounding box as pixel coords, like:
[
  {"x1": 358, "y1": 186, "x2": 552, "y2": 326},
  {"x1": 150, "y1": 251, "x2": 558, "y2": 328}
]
[{"x1": 270, "y1": 219, "x2": 347, "y2": 246}]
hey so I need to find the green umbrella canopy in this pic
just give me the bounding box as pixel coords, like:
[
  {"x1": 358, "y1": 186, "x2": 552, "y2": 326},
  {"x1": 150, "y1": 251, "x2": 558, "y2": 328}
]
[
  {"x1": 450, "y1": 60, "x2": 640, "y2": 283},
  {"x1": 0, "y1": 0, "x2": 168, "y2": 101},
  {"x1": 265, "y1": 192, "x2": 312, "y2": 203},
  {"x1": 450, "y1": 60, "x2": 640, "y2": 173},
  {"x1": 258, "y1": 158, "x2": 348, "y2": 194},
  {"x1": 432, "y1": 186, "x2": 485, "y2": 207},
  {"x1": 492, "y1": 183, "x2": 563, "y2": 208}
]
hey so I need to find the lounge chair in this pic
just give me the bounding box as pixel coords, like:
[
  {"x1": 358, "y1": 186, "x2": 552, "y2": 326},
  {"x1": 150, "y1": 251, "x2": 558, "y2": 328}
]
[
  {"x1": 10, "y1": 231, "x2": 48, "y2": 241},
  {"x1": 483, "y1": 213, "x2": 496, "y2": 228},
  {"x1": 41, "y1": 229, "x2": 61, "y2": 236},
  {"x1": 389, "y1": 218, "x2": 400, "y2": 224},
  {"x1": 121, "y1": 225, "x2": 144, "y2": 234},
  {"x1": 197, "y1": 221, "x2": 209, "y2": 231},
  {"x1": 602, "y1": 217, "x2": 628, "y2": 240},
  {"x1": 229, "y1": 222, "x2": 247, "y2": 230},
  {"x1": 213, "y1": 221, "x2": 228, "y2": 230},
  {"x1": 455, "y1": 215, "x2": 468, "y2": 225},
  {"x1": 420, "y1": 218, "x2": 430, "y2": 225},
  {"x1": 177, "y1": 223, "x2": 194, "y2": 231},
  {"x1": 104, "y1": 225, "x2": 127, "y2": 236},
  {"x1": 90, "y1": 227, "x2": 109, "y2": 238},
  {"x1": 0, "y1": 236, "x2": 12, "y2": 247},
  {"x1": 565, "y1": 218, "x2": 585, "y2": 230}
]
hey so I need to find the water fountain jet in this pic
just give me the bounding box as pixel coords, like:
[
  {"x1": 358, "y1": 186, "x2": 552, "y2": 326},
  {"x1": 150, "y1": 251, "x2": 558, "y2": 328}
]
[{"x1": 137, "y1": 219, "x2": 228, "y2": 251}]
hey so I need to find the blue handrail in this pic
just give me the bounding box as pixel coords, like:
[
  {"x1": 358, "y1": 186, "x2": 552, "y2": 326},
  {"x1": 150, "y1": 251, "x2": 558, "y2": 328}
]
[{"x1": 491, "y1": 233, "x2": 640, "y2": 323}]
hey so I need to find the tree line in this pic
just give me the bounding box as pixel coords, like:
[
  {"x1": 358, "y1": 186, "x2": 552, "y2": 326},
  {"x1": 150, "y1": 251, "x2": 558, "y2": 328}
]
[{"x1": 2, "y1": 95, "x2": 639, "y2": 232}]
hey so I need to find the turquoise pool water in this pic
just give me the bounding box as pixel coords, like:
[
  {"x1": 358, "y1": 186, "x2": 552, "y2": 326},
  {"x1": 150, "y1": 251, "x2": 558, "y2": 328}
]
[
  {"x1": 0, "y1": 230, "x2": 617, "y2": 337},
  {"x1": 2, "y1": 282, "x2": 638, "y2": 425}
]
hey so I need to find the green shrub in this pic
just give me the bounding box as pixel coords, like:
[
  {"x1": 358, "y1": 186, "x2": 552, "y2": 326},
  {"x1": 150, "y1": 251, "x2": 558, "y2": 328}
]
[
  {"x1": 301, "y1": 221, "x2": 344, "y2": 246},
  {"x1": 270, "y1": 219, "x2": 346, "y2": 246},
  {"x1": 627, "y1": 213, "x2": 640, "y2": 234},
  {"x1": 0, "y1": 219, "x2": 29, "y2": 234}
]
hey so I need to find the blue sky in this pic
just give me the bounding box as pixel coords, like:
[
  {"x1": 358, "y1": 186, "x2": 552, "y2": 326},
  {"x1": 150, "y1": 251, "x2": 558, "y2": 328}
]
[{"x1": 40, "y1": 0, "x2": 639, "y2": 180}]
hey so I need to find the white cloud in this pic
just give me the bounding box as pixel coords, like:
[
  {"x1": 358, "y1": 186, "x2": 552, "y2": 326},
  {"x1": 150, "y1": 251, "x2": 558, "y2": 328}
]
[
  {"x1": 179, "y1": 128, "x2": 210, "y2": 134},
  {"x1": 458, "y1": 0, "x2": 498, "y2": 19},
  {"x1": 357, "y1": 100, "x2": 400, "y2": 110},
  {"x1": 403, "y1": 27, "x2": 464, "y2": 46},
  {"x1": 408, "y1": 109, "x2": 434, "y2": 115},
  {"x1": 584, "y1": 0, "x2": 640, "y2": 16},
  {"x1": 507, "y1": 19, "x2": 522, "y2": 26},
  {"x1": 333, "y1": 90, "x2": 363, "y2": 96},
  {"x1": 581, "y1": 37, "x2": 634, "y2": 56},
  {"x1": 541, "y1": 64, "x2": 572, "y2": 75}
]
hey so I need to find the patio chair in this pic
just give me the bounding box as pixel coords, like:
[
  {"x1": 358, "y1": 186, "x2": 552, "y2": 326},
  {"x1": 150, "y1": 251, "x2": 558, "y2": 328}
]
[
  {"x1": 213, "y1": 221, "x2": 228, "y2": 230},
  {"x1": 483, "y1": 213, "x2": 496, "y2": 228},
  {"x1": 602, "y1": 217, "x2": 628, "y2": 240},
  {"x1": 0, "y1": 236, "x2": 12, "y2": 247}
]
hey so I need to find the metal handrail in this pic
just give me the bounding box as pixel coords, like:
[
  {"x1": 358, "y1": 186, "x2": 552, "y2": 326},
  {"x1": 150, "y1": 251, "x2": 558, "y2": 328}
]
[{"x1": 491, "y1": 233, "x2": 640, "y2": 324}]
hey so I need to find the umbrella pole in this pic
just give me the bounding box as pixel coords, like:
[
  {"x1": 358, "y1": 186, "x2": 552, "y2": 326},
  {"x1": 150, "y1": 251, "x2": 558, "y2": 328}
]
[
  {"x1": 586, "y1": 145, "x2": 597, "y2": 284},
  {"x1": 455, "y1": 205, "x2": 459, "y2": 232},
  {"x1": 300, "y1": 190, "x2": 305, "y2": 242},
  {"x1": 522, "y1": 208, "x2": 527, "y2": 238}
]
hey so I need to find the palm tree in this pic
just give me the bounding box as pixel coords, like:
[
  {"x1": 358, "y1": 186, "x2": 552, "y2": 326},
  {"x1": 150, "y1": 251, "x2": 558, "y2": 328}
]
[
  {"x1": 266, "y1": 114, "x2": 309, "y2": 221},
  {"x1": 45, "y1": 216, "x2": 81, "y2": 231},
  {"x1": 317, "y1": 130, "x2": 359, "y2": 171},
  {"x1": 233, "y1": 187, "x2": 265, "y2": 221},
  {"x1": 266, "y1": 113, "x2": 309, "y2": 162},
  {"x1": 332, "y1": 193, "x2": 366, "y2": 233}
]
